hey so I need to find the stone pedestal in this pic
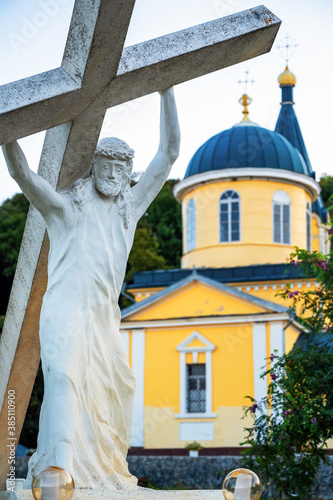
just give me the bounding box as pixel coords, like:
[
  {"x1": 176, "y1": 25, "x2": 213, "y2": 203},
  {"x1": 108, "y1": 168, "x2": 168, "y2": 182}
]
[{"x1": 16, "y1": 490, "x2": 221, "y2": 499}]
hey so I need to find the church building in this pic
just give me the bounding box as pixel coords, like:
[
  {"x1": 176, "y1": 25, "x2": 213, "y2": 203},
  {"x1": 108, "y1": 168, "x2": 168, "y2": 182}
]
[{"x1": 121, "y1": 66, "x2": 329, "y2": 452}]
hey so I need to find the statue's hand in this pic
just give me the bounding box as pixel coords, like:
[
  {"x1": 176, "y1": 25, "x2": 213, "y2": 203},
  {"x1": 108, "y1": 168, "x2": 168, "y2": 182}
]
[
  {"x1": 158, "y1": 87, "x2": 174, "y2": 97},
  {"x1": 1, "y1": 141, "x2": 29, "y2": 180}
]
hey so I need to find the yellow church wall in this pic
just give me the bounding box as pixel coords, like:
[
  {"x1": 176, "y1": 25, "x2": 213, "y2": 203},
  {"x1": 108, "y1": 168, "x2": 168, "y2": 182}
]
[
  {"x1": 211, "y1": 324, "x2": 254, "y2": 408},
  {"x1": 131, "y1": 282, "x2": 266, "y2": 321},
  {"x1": 139, "y1": 320, "x2": 302, "y2": 449},
  {"x1": 182, "y1": 179, "x2": 313, "y2": 268},
  {"x1": 311, "y1": 215, "x2": 320, "y2": 253},
  {"x1": 143, "y1": 405, "x2": 179, "y2": 448},
  {"x1": 285, "y1": 326, "x2": 300, "y2": 353},
  {"x1": 182, "y1": 244, "x2": 294, "y2": 269},
  {"x1": 143, "y1": 323, "x2": 255, "y2": 448},
  {"x1": 144, "y1": 324, "x2": 255, "y2": 412},
  {"x1": 143, "y1": 405, "x2": 252, "y2": 449},
  {"x1": 144, "y1": 328, "x2": 181, "y2": 412}
]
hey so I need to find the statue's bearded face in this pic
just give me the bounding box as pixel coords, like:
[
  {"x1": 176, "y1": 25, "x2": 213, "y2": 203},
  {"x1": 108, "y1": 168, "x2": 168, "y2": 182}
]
[{"x1": 93, "y1": 156, "x2": 127, "y2": 196}]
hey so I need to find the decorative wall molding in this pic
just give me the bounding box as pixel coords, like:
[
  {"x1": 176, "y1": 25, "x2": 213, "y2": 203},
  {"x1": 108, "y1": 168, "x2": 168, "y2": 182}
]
[
  {"x1": 253, "y1": 324, "x2": 267, "y2": 406},
  {"x1": 235, "y1": 282, "x2": 312, "y2": 293},
  {"x1": 131, "y1": 329, "x2": 145, "y2": 447},
  {"x1": 270, "y1": 322, "x2": 284, "y2": 357},
  {"x1": 174, "y1": 168, "x2": 321, "y2": 202},
  {"x1": 121, "y1": 330, "x2": 130, "y2": 360},
  {"x1": 121, "y1": 312, "x2": 293, "y2": 331},
  {"x1": 176, "y1": 331, "x2": 216, "y2": 419}
]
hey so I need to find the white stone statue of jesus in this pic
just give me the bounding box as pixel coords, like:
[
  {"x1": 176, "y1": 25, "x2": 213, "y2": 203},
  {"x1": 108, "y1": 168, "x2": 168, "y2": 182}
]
[{"x1": 1, "y1": 88, "x2": 180, "y2": 490}]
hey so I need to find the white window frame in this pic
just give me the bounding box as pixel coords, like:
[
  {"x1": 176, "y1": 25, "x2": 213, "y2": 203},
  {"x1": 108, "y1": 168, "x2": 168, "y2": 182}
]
[
  {"x1": 319, "y1": 224, "x2": 326, "y2": 254},
  {"x1": 306, "y1": 202, "x2": 311, "y2": 251},
  {"x1": 272, "y1": 190, "x2": 291, "y2": 245},
  {"x1": 219, "y1": 190, "x2": 241, "y2": 243},
  {"x1": 131, "y1": 329, "x2": 145, "y2": 447},
  {"x1": 186, "y1": 198, "x2": 196, "y2": 252},
  {"x1": 175, "y1": 331, "x2": 216, "y2": 419}
]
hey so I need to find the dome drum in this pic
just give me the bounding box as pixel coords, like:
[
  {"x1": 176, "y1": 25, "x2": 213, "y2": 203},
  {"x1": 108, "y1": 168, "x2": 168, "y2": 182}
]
[
  {"x1": 175, "y1": 65, "x2": 328, "y2": 270},
  {"x1": 174, "y1": 167, "x2": 321, "y2": 204}
]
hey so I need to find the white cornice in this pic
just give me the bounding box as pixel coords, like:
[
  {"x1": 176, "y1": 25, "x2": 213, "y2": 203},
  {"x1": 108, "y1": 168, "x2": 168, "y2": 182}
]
[
  {"x1": 120, "y1": 312, "x2": 292, "y2": 330},
  {"x1": 177, "y1": 330, "x2": 215, "y2": 352},
  {"x1": 173, "y1": 168, "x2": 321, "y2": 203}
]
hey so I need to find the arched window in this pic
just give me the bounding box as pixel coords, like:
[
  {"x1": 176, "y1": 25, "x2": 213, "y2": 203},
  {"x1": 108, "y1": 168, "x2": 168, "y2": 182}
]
[
  {"x1": 273, "y1": 191, "x2": 291, "y2": 244},
  {"x1": 186, "y1": 199, "x2": 196, "y2": 252},
  {"x1": 306, "y1": 202, "x2": 311, "y2": 251},
  {"x1": 220, "y1": 190, "x2": 240, "y2": 242}
]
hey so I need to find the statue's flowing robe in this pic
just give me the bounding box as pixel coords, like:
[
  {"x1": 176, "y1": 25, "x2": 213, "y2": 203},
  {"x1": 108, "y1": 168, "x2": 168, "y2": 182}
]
[{"x1": 26, "y1": 178, "x2": 137, "y2": 490}]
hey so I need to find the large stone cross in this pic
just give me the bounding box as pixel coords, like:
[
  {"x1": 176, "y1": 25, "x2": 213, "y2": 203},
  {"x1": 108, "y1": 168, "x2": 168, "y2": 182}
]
[{"x1": 0, "y1": 0, "x2": 280, "y2": 487}]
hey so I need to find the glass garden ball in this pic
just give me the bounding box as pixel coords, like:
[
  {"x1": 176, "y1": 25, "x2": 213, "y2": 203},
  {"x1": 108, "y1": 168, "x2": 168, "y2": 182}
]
[
  {"x1": 32, "y1": 466, "x2": 74, "y2": 500},
  {"x1": 222, "y1": 468, "x2": 262, "y2": 500}
]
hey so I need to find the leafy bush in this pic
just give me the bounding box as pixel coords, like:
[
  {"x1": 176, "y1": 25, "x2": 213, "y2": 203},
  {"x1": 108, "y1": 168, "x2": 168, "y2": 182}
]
[
  {"x1": 240, "y1": 345, "x2": 333, "y2": 499},
  {"x1": 239, "y1": 227, "x2": 333, "y2": 499},
  {"x1": 185, "y1": 441, "x2": 204, "y2": 451}
]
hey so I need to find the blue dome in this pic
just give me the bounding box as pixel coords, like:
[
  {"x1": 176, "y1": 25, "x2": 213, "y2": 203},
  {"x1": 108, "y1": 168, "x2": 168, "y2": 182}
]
[{"x1": 184, "y1": 125, "x2": 311, "y2": 178}]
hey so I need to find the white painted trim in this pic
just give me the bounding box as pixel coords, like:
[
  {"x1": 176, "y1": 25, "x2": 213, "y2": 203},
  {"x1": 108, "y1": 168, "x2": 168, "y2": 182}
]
[
  {"x1": 252, "y1": 324, "x2": 267, "y2": 404},
  {"x1": 186, "y1": 198, "x2": 196, "y2": 252},
  {"x1": 179, "y1": 421, "x2": 215, "y2": 440},
  {"x1": 177, "y1": 331, "x2": 216, "y2": 418},
  {"x1": 174, "y1": 168, "x2": 320, "y2": 203},
  {"x1": 131, "y1": 329, "x2": 145, "y2": 447},
  {"x1": 270, "y1": 322, "x2": 285, "y2": 423},
  {"x1": 206, "y1": 351, "x2": 213, "y2": 414},
  {"x1": 319, "y1": 226, "x2": 325, "y2": 253},
  {"x1": 270, "y1": 322, "x2": 284, "y2": 357},
  {"x1": 307, "y1": 203, "x2": 312, "y2": 252},
  {"x1": 272, "y1": 190, "x2": 291, "y2": 204},
  {"x1": 179, "y1": 351, "x2": 186, "y2": 415},
  {"x1": 272, "y1": 194, "x2": 291, "y2": 245},
  {"x1": 175, "y1": 413, "x2": 217, "y2": 419},
  {"x1": 312, "y1": 212, "x2": 322, "y2": 224},
  {"x1": 177, "y1": 330, "x2": 215, "y2": 351},
  {"x1": 121, "y1": 312, "x2": 292, "y2": 330},
  {"x1": 121, "y1": 330, "x2": 129, "y2": 360},
  {"x1": 219, "y1": 189, "x2": 241, "y2": 243}
]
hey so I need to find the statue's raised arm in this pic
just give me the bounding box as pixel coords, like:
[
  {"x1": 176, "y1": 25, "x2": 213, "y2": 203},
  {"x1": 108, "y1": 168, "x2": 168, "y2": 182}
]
[
  {"x1": 131, "y1": 87, "x2": 180, "y2": 222},
  {"x1": 1, "y1": 141, "x2": 65, "y2": 221}
]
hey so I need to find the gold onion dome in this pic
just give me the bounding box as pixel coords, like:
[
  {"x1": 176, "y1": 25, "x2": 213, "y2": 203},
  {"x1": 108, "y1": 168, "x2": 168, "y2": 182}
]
[{"x1": 278, "y1": 65, "x2": 296, "y2": 86}]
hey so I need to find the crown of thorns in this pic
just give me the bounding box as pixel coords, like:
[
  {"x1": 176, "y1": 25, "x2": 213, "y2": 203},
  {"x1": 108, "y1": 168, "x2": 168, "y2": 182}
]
[{"x1": 95, "y1": 137, "x2": 135, "y2": 161}]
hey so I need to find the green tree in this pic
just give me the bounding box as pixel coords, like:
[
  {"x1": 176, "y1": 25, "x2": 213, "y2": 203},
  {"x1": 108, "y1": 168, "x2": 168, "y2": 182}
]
[
  {"x1": 241, "y1": 345, "x2": 333, "y2": 499},
  {"x1": 121, "y1": 179, "x2": 182, "y2": 305},
  {"x1": 141, "y1": 180, "x2": 182, "y2": 268},
  {"x1": 0, "y1": 193, "x2": 29, "y2": 314},
  {"x1": 319, "y1": 174, "x2": 333, "y2": 205},
  {"x1": 125, "y1": 226, "x2": 166, "y2": 284},
  {"x1": 0, "y1": 315, "x2": 4, "y2": 338}
]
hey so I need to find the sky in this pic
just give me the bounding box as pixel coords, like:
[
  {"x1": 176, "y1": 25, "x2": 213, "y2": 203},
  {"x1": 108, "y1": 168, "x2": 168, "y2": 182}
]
[{"x1": 0, "y1": 0, "x2": 332, "y2": 204}]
